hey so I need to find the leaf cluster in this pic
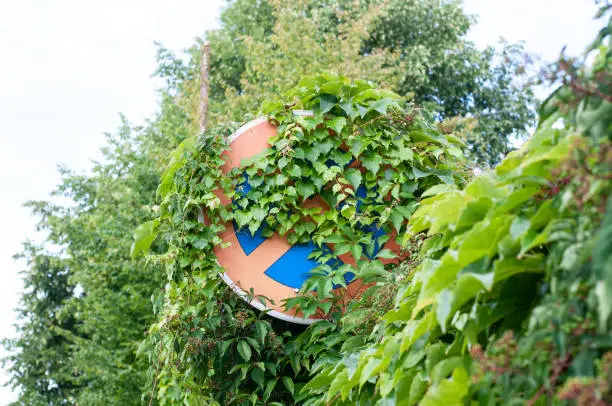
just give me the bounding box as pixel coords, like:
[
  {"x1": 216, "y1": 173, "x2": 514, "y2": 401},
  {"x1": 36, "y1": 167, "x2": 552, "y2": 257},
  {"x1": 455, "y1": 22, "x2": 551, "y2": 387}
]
[
  {"x1": 141, "y1": 74, "x2": 467, "y2": 404},
  {"x1": 301, "y1": 8, "x2": 612, "y2": 406},
  {"x1": 175, "y1": 0, "x2": 537, "y2": 167}
]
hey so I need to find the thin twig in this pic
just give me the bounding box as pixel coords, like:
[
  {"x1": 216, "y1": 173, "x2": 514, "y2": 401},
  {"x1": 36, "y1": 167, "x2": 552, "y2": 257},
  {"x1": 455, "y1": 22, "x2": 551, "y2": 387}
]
[
  {"x1": 526, "y1": 353, "x2": 572, "y2": 406},
  {"x1": 199, "y1": 42, "x2": 211, "y2": 133}
]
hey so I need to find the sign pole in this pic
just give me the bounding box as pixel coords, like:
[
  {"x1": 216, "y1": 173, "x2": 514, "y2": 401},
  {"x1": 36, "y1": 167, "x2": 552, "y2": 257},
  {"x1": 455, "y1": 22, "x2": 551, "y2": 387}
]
[{"x1": 199, "y1": 41, "x2": 210, "y2": 133}]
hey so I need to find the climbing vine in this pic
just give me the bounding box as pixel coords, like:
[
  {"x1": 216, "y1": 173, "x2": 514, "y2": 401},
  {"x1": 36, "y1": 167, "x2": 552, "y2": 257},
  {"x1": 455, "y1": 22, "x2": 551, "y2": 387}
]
[
  {"x1": 137, "y1": 8, "x2": 611, "y2": 405},
  {"x1": 135, "y1": 74, "x2": 467, "y2": 404}
]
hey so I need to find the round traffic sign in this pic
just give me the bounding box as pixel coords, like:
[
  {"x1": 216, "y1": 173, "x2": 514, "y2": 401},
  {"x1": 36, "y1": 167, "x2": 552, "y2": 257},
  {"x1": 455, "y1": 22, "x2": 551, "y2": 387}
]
[{"x1": 203, "y1": 118, "x2": 400, "y2": 324}]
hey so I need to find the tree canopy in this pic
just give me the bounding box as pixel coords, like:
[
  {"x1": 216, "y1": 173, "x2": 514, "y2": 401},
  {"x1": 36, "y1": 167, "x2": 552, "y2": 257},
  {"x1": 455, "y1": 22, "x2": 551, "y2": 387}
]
[
  {"x1": 3, "y1": 105, "x2": 192, "y2": 405},
  {"x1": 199, "y1": 0, "x2": 536, "y2": 166}
]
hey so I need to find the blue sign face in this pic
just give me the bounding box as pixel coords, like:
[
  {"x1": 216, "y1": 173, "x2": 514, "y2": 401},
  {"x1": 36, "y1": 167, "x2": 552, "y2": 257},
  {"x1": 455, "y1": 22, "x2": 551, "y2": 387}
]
[
  {"x1": 212, "y1": 118, "x2": 392, "y2": 324},
  {"x1": 234, "y1": 179, "x2": 386, "y2": 291}
]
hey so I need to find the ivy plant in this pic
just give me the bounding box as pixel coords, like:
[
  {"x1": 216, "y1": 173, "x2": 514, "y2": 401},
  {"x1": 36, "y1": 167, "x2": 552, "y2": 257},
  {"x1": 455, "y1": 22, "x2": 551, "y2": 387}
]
[{"x1": 137, "y1": 74, "x2": 467, "y2": 404}]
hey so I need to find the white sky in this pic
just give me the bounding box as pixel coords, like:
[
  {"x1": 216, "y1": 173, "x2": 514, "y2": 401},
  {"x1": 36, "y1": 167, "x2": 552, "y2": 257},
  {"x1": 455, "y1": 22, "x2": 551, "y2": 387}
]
[{"x1": 0, "y1": 0, "x2": 600, "y2": 403}]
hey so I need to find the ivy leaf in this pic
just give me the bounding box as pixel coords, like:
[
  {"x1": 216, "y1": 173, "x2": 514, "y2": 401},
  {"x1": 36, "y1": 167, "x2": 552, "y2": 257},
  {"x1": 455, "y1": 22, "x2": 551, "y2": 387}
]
[
  {"x1": 351, "y1": 244, "x2": 363, "y2": 262},
  {"x1": 419, "y1": 367, "x2": 468, "y2": 406},
  {"x1": 334, "y1": 243, "x2": 351, "y2": 256},
  {"x1": 359, "y1": 357, "x2": 381, "y2": 388},
  {"x1": 413, "y1": 167, "x2": 430, "y2": 179},
  {"x1": 431, "y1": 169, "x2": 454, "y2": 185},
  {"x1": 340, "y1": 101, "x2": 357, "y2": 118},
  {"x1": 431, "y1": 357, "x2": 464, "y2": 384},
  {"x1": 376, "y1": 249, "x2": 397, "y2": 259},
  {"x1": 357, "y1": 104, "x2": 369, "y2": 118},
  {"x1": 357, "y1": 260, "x2": 386, "y2": 280},
  {"x1": 326, "y1": 234, "x2": 348, "y2": 244},
  {"x1": 436, "y1": 290, "x2": 454, "y2": 331},
  {"x1": 394, "y1": 370, "x2": 417, "y2": 404},
  {"x1": 345, "y1": 168, "x2": 362, "y2": 189},
  {"x1": 251, "y1": 367, "x2": 265, "y2": 388},
  {"x1": 254, "y1": 361, "x2": 265, "y2": 371},
  {"x1": 421, "y1": 184, "x2": 458, "y2": 198},
  {"x1": 379, "y1": 372, "x2": 396, "y2": 398},
  {"x1": 424, "y1": 343, "x2": 446, "y2": 375},
  {"x1": 219, "y1": 339, "x2": 233, "y2": 357},
  {"x1": 288, "y1": 165, "x2": 302, "y2": 177},
  {"x1": 510, "y1": 217, "x2": 530, "y2": 241},
  {"x1": 328, "y1": 369, "x2": 350, "y2": 400},
  {"x1": 131, "y1": 219, "x2": 159, "y2": 258},
  {"x1": 320, "y1": 79, "x2": 346, "y2": 95},
  {"x1": 254, "y1": 322, "x2": 267, "y2": 345},
  {"x1": 245, "y1": 337, "x2": 261, "y2": 355},
  {"x1": 193, "y1": 238, "x2": 209, "y2": 250},
  {"x1": 351, "y1": 139, "x2": 364, "y2": 156},
  {"x1": 238, "y1": 340, "x2": 252, "y2": 362},
  {"x1": 229, "y1": 363, "x2": 249, "y2": 380},
  {"x1": 278, "y1": 156, "x2": 289, "y2": 169},
  {"x1": 329, "y1": 117, "x2": 347, "y2": 135},
  {"x1": 318, "y1": 300, "x2": 333, "y2": 314},
  {"x1": 370, "y1": 98, "x2": 400, "y2": 114},
  {"x1": 305, "y1": 146, "x2": 321, "y2": 162},
  {"x1": 252, "y1": 206, "x2": 267, "y2": 223},
  {"x1": 296, "y1": 181, "x2": 315, "y2": 199},
  {"x1": 282, "y1": 376, "x2": 295, "y2": 395},
  {"x1": 392, "y1": 184, "x2": 400, "y2": 199},
  {"x1": 395, "y1": 203, "x2": 418, "y2": 219},
  {"x1": 390, "y1": 209, "x2": 404, "y2": 233},
  {"x1": 316, "y1": 139, "x2": 335, "y2": 156},
  {"x1": 408, "y1": 374, "x2": 428, "y2": 405},
  {"x1": 234, "y1": 211, "x2": 251, "y2": 228},
  {"x1": 320, "y1": 94, "x2": 336, "y2": 114},
  {"x1": 492, "y1": 256, "x2": 544, "y2": 284},
  {"x1": 264, "y1": 379, "x2": 277, "y2": 402},
  {"x1": 361, "y1": 153, "x2": 382, "y2": 174},
  {"x1": 395, "y1": 146, "x2": 414, "y2": 162},
  {"x1": 304, "y1": 370, "x2": 335, "y2": 392}
]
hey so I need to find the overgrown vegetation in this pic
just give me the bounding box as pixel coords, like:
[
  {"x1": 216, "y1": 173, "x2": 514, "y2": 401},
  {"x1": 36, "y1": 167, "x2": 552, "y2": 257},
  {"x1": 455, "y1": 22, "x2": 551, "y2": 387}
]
[
  {"x1": 140, "y1": 5, "x2": 611, "y2": 405},
  {"x1": 3, "y1": 1, "x2": 609, "y2": 405},
  {"x1": 140, "y1": 74, "x2": 468, "y2": 404}
]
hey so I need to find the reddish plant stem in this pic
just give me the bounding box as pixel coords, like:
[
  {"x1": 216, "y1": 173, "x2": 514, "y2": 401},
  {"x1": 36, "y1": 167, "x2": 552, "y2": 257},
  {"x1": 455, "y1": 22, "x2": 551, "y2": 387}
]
[{"x1": 526, "y1": 353, "x2": 572, "y2": 406}]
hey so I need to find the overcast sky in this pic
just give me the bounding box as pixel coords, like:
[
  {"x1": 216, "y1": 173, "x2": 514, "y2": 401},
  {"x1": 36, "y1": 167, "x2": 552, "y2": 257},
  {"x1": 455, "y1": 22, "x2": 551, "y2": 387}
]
[{"x1": 0, "y1": 0, "x2": 600, "y2": 402}]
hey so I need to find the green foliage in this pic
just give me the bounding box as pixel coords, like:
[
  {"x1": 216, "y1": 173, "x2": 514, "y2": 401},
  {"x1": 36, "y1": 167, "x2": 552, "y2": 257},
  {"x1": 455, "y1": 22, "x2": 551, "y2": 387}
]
[
  {"x1": 200, "y1": 0, "x2": 536, "y2": 166},
  {"x1": 1, "y1": 244, "x2": 80, "y2": 405},
  {"x1": 5, "y1": 3, "x2": 607, "y2": 406},
  {"x1": 294, "y1": 8, "x2": 612, "y2": 406},
  {"x1": 3, "y1": 97, "x2": 192, "y2": 404},
  {"x1": 300, "y1": 108, "x2": 579, "y2": 406},
  {"x1": 363, "y1": 1, "x2": 536, "y2": 167},
  {"x1": 139, "y1": 7, "x2": 612, "y2": 405},
  {"x1": 142, "y1": 74, "x2": 467, "y2": 404}
]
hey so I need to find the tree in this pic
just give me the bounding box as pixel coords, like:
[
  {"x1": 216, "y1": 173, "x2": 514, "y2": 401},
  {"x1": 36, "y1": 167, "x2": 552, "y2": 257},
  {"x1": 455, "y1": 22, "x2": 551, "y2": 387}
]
[
  {"x1": 363, "y1": 1, "x2": 535, "y2": 166},
  {"x1": 2, "y1": 244, "x2": 80, "y2": 405},
  {"x1": 201, "y1": 0, "x2": 536, "y2": 166},
  {"x1": 3, "y1": 99, "x2": 192, "y2": 404}
]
